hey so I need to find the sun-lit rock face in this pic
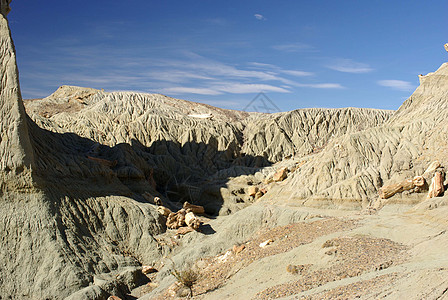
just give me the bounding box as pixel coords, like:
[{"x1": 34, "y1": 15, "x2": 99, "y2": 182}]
[
  {"x1": 262, "y1": 61, "x2": 448, "y2": 208},
  {"x1": 0, "y1": 8, "x2": 36, "y2": 192}
]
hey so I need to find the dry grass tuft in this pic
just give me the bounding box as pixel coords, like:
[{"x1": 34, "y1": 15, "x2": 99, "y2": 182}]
[{"x1": 171, "y1": 261, "x2": 199, "y2": 298}]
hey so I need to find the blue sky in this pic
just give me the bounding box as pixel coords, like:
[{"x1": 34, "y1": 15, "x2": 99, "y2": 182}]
[{"x1": 8, "y1": 1, "x2": 448, "y2": 112}]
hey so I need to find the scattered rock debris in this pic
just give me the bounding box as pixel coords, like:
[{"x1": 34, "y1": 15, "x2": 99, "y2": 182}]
[
  {"x1": 153, "y1": 218, "x2": 357, "y2": 299},
  {"x1": 254, "y1": 235, "x2": 408, "y2": 299}
]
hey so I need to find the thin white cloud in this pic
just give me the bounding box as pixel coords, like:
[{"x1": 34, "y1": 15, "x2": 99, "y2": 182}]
[
  {"x1": 158, "y1": 83, "x2": 290, "y2": 95},
  {"x1": 272, "y1": 43, "x2": 315, "y2": 52},
  {"x1": 158, "y1": 87, "x2": 222, "y2": 95},
  {"x1": 299, "y1": 83, "x2": 344, "y2": 89},
  {"x1": 248, "y1": 62, "x2": 314, "y2": 77},
  {"x1": 378, "y1": 80, "x2": 414, "y2": 91},
  {"x1": 21, "y1": 87, "x2": 53, "y2": 99},
  {"x1": 281, "y1": 70, "x2": 314, "y2": 77},
  {"x1": 142, "y1": 70, "x2": 214, "y2": 82},
  {"x1": 20, "y1": 39, "x2": 343, "y2": 101},
  {"x1": 282, "y1": 81, "x2": 344, "y2": 89},
  {"x1": 217, "y1": 83, "x2": 289, "y2": 94},
  {"x1": 248, "y1": 62, "x2": 277, "y2": 68},
  {"x1": 254, "y1": 14, "x2": 266, "y2": 21},
  {"x1": 327, "y1": 59, "x2": 373, "y2": 73}
]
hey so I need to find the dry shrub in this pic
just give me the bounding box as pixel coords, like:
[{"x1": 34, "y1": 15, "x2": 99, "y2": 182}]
[
  {"x1": 171, "y1": 261, "x2": 199, "y2": 298},
  {"x1": 322, "y1": 239, "x2": 337, "y2": 248}
]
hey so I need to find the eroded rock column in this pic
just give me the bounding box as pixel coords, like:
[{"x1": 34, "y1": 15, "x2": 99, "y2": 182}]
[{"x1": 0, "y1": 1, "x2": 35, "y2": 189}]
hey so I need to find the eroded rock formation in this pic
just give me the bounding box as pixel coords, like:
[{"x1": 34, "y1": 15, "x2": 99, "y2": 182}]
[
  {"x1": 0, "y1": 7, "x2": 166, "y2": 299},
  {"x1": 0, "y1": 8, "x2": 35, "y2": 192},
  {"x1": 2, "y1": 2, "x2": 448, "y2": 298},
  {"x1": 24, "y1": 86, "x2": 393, "y2": 214},
  {"x1": 264, "y1": 61, "x2": 448, "y2": 208}
]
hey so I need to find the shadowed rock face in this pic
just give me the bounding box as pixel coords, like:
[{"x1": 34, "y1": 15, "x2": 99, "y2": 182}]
[{"x1": 0, "y1": 0, "x2": 11, "y2": 16}]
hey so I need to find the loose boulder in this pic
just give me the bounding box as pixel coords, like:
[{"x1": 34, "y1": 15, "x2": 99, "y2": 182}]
[
  {"x1": 185, "y1": 212, "x2": 202, "y2": 230},
  {"x1": 273, "y1": 167, "x2": 288, "y2": 182},
  {"x1": 427, "y1": 171, "x2": 445, "y2": 199},
  {"x1": 166, "y1": 209, "x2": 187, "y2": 229},
  {"x1": 183, "y1": 202, "x2": 205, "y2": 215}
]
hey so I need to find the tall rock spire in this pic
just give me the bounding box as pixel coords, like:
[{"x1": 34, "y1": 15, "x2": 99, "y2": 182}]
[{"x1": 0, "y1": 2, "x2": 35, "y2": 189}]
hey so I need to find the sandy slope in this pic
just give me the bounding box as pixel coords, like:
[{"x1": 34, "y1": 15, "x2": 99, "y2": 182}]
[{"x1": 142, "y1": 198, "x2": 448, "y2": 299}]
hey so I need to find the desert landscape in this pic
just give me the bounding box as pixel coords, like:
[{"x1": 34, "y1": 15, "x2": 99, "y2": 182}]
[{"x1": 2, "y1": 1, "x2": 448, "y2": 300}]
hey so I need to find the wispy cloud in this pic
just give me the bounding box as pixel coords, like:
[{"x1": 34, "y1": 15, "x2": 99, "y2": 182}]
[
  {"x1": 378, "y1": 80, "x2": 414, "y2": 91},
  {"x1": 296, "y1": 83, "x2": 344, "y2": 89},
  {"x1": 327, "y1": 58, "x2": 373, "y2": 73},
  {"x1": 157, "y1": 87, "x2": 222, "y2": 95},
  {"x1": 248, "y1": 62, "x2": 314, "y2": 77},
  {"x1": 158, "y1": 83, "x2": 290, "y2": 95},
  {"x1": 19, "y1": 37, "x2": 343, "y2": 100},
  {"x1": 272, "y1": 43, "x2": 315, "y2": 52},
  {"x1": 281, "y1": 70, "x2": 314, "y2": 77},
  {"x1": 254, "y1": 14, "x2": 266, "y2": 21},
  {"x1": 218, "y1": 83, "x2": 289, "y2": 94}
]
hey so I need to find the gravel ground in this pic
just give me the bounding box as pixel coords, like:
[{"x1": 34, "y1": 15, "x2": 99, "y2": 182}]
[
  {"x1": 299, "y1": 273, "x2": 401, "y2": 299},
  {"x1": 153, "y1": 217, "x2": 358, "y2": 299},
  {"x1": 254, "y1": 235, "x2": 408, "y2": 299}
]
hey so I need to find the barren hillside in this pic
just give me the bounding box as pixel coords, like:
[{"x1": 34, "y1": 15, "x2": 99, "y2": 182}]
[{"x1": 2, "y1": 2, "x2": 448, "y2": 299}]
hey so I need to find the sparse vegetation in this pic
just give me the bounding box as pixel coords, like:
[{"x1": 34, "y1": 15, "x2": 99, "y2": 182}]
[
  {"x1": 286, "y1": 264, "x2": 311, "y2": 275},
  {"x1": 286, "y1": 264, "x2": 299, "y2": 275},
  {"x1": 170, "y1": 260, "x2": 199, "y2": 298},
  {"x1": 322, "y1": 239, "x2": 337, "y2": 248}
]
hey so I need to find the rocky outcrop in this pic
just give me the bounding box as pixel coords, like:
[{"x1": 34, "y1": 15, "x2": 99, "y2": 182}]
[
  {"x1": 242, "y1": 107, "x2": 392, "y2": 162},
  {"x1": 24, "y1": 86, "x2": 393, "y2": 214},
  {"x1": 0, "y1": 11, "x2": 35, "y2": 192},
  {"x1": 3, "y1": 2, "x2": 445, "y2": 297},
  {"x1": 0, "y1": 10, "x2": 166, "y2": 300},
  {"x1": 264, "y1": 62, "x2": 448, "y2": 208}
]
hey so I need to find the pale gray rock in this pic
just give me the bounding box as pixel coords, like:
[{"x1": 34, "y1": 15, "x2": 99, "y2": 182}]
[
  {"x1": 0, "y1": 12, "x2": 35, "y2": 192},
  {"x1": 263, "y1": 62, "x2": 448, "y2": 208},
  {"x1": 24, "y1": 87, "x2": 392, "y2": 214},
  {"x1": 0, "y1": 9, "x2": 165, "y2": 300},
  {"x1": 2, "y1": 2, "x2": 447, "y2": 298}
]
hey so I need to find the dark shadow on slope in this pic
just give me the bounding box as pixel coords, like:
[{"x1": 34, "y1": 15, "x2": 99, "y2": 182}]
[
  {"x1": 23, "y1": 118, "x2": 272, "y2": 297},
  {"x1": 29, "y1": 119, "x2": 272, "y2": 216},
  {"x1": 198, "y1": 224, "x2": 217, "y2": 235}
]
